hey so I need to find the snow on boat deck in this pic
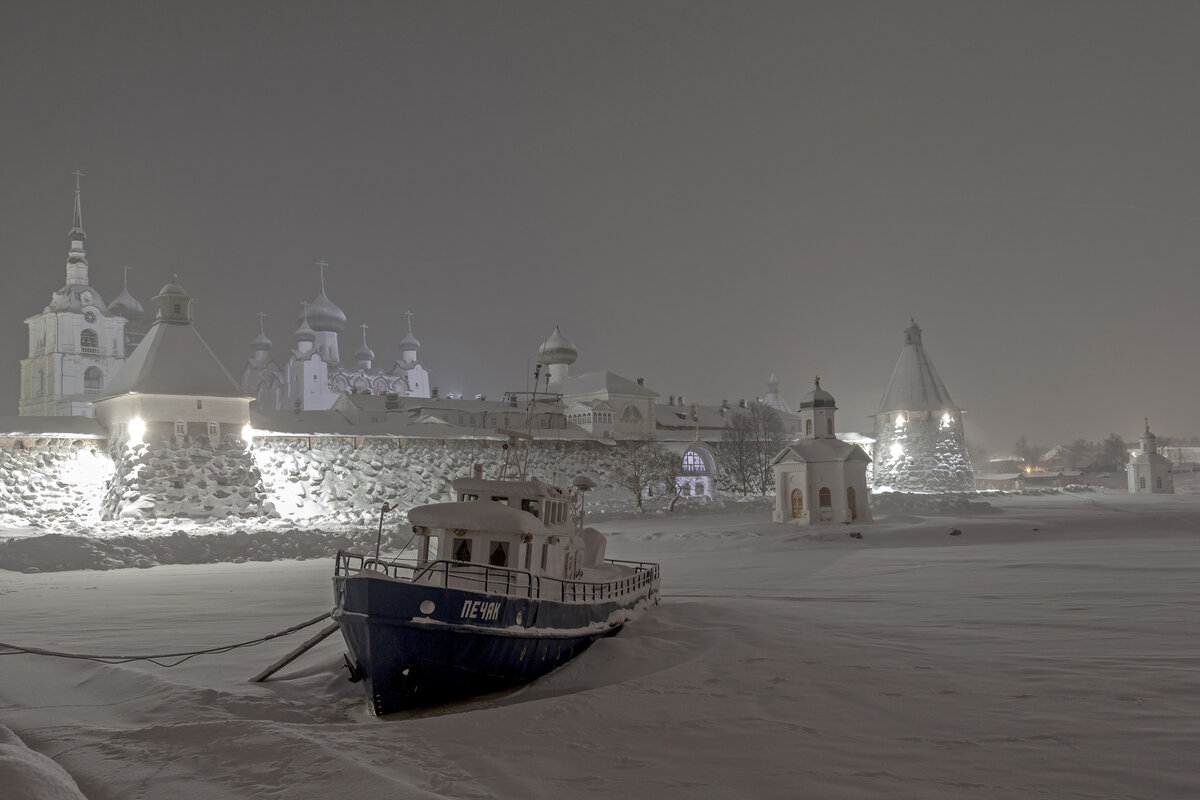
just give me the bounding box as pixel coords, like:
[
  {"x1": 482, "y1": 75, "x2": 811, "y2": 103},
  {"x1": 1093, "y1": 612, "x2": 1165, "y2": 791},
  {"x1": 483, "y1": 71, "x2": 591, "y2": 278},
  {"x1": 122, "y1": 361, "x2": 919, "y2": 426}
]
[{"x1": 2, "y1": 490, "x2": 1200, "y2": 799}]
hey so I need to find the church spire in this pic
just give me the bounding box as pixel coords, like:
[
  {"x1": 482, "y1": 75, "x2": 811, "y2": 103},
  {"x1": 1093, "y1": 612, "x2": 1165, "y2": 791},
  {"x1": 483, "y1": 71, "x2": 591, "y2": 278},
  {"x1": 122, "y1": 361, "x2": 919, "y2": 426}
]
[{"x1": 65, "y1": 169, "x2": 89, "y2": 286}]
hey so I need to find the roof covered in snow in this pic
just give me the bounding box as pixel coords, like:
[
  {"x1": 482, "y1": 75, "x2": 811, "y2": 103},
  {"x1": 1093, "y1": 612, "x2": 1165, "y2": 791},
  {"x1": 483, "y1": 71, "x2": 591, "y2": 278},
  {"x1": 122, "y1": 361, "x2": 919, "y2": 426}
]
[
  {"x1": 96, "y1": 288, "x2": 245, "y2": 400},
  {"x1": 877, "y1": 320, "x2": 959, "y2": 413},
  {"x1": 551, "y1": 371, "x2": 658, "y2": 398},
  {"x1": 772, "y1": 438, "x2": 871, "y2": 465},
  {"x1": 408, "y1": 500, "x2": 546, "y2": 535}
]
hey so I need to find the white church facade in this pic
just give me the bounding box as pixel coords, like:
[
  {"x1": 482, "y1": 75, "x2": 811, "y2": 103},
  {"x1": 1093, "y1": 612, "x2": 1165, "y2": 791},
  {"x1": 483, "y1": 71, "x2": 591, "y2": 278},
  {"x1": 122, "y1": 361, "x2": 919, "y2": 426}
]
[
  {"x1": 19, "y1": 176, "x2": 141, "y2": 418},
  {"x1": 1128, "y1": 421, "x2": 1174, "y2": 494},
  {"x1": 239, "y1": 264, "x2": 432, "y2": 413},
  {"x1": 771, "y1": 378, "x2": 872, "y2": 525}
]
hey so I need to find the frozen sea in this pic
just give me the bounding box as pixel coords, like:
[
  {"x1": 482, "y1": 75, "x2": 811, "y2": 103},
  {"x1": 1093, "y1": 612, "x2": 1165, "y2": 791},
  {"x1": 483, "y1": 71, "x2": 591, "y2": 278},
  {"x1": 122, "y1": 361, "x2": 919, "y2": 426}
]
[{"x1": 3, "y1": 490, "x2": 1200, "y2": 799}]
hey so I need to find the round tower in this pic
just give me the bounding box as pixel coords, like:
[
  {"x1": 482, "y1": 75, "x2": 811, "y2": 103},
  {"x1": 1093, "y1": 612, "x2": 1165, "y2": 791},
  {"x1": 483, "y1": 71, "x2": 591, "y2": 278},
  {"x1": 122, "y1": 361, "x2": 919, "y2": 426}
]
[{"x1": 872, "y1": 320, "x2": 974, "y2": 492}]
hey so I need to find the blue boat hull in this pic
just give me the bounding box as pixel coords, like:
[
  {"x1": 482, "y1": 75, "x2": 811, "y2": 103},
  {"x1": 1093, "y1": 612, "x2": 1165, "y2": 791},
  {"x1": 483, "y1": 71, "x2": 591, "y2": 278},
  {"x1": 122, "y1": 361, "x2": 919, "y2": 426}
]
[{"x1": 333, "y1": 571, "x2": 656, "y2": 715}]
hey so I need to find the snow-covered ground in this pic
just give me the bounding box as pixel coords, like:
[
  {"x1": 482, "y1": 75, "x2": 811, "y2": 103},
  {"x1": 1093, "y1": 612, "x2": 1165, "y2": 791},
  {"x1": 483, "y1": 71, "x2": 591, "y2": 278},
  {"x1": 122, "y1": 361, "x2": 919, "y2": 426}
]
[{"x1": 3, "y1": 490, "x2": 1200, "y2": 799}]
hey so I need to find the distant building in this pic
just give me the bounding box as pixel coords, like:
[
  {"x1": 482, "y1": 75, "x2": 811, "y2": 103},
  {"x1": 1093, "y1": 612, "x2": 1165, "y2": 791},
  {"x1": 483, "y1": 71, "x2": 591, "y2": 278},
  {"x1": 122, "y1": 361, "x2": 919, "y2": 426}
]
[
  {"x1": 93, "y1": 280, "x2": 251, "y2": 445},
  {"x1": 239, "y1": 265, "x2": 431, "y2": 412},
  {"x1": 771, "y1": 379, "x2": 872, "y2": 524},
  {"x1": 871, "y1": 320, "x2": 974, "y2": 492},
  {"x1": 1128, "y1": 421, "x2": 1174, "y2": 494},
  {"x1": 19, "y1": 176, "x2": 142, "y2": 417}
]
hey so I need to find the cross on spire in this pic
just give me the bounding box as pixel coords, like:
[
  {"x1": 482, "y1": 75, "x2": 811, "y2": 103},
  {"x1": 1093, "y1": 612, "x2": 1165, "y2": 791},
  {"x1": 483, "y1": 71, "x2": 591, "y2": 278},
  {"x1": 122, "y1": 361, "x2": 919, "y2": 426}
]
[
  {"x1": 315, "y1": 260, "x2": 329, "y2": 291},
  {"x1": 361, "y1": 322, "x2": 369, "y2": 344},
  {"x1": 405, "y1": 310, "x2": 414, "y2": 333},
  {"x1": 122, "y1": 264, "x2": 131, "y2": 288},
  {"x1": 257, "y1": 311, "x2": 267, "y2": 335},
  {"x1": 71, "y1": 169, "x2": 85, "y2": 190}
]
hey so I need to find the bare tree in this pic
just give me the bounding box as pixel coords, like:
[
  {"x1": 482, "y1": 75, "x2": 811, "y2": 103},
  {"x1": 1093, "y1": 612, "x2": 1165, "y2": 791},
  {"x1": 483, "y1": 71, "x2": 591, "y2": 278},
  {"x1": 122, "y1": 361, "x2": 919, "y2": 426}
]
[
  {"x1": 614, "y1": 438, "x2": 673, "y2": 511},
  {"x1": 720, "y1": 403, "x2": 787, "y2": 495}
]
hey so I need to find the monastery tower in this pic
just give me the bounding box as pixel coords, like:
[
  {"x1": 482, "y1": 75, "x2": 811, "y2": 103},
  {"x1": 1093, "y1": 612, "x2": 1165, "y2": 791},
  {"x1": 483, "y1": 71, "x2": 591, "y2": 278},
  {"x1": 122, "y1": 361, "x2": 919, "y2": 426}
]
[{"x1": 871, "y1": 321, "x2": 974, "y2": 492}]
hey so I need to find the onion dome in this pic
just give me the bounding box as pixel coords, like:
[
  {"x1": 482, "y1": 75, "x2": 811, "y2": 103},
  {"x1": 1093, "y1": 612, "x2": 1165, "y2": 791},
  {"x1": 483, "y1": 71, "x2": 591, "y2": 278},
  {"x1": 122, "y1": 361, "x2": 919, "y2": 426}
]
[
  {"x1": 294, "y1": 304, "x2": 316, "y2": 343},
  {"x1": 108, "y1": 268, "x2": 145, "y2": 322},
  {"x1": 799, "y1": 376, "x2": 836, "y2": 409},
  {"x1": 251, "y1": 313, "x2": 272, "y2": 352},
  {"x1": 355, "y1": 325, "x2": 375, "y2": 362},
  {"x1": 538, "y1": 325, "x2": 578, "y2": 365},
  {"x1": 302, "y1": 261, "x2": 346, "y2": 332},
  {"x1": 399, "y1": 318, "x2": 420, "y2": 352},
  {"x1": 307, "y1": 289, "x2": 346, "y2": 333}
]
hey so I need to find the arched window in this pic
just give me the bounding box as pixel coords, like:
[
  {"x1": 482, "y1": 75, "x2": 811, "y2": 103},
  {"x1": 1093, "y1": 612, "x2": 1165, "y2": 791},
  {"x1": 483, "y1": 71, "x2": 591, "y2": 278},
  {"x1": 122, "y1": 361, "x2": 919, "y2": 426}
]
[
  {"x1": 790, "y1": 489, "x2": 803, "y2": 518},
  {"x1": 819, "y1": 487, "x2": 832, "y2": 508},
  {"x1": 208, "y1": 421, "x2": 219, "y2": 437},
  {"x1": 827, "y1": 418, "x2": 834, "y2": 435},
  {"x1": 175, "y1": 420, "x2": 186, "y2": 436},
  {"x1": 621, "y1": 405, "x2": 642, "y2": 423},
  {"x1": 847, "y1": 486, "x2": 857, "y2": 520},
  {"x1": 682, "y1": 451, "x2": 706, "y2": 473},
  {"x1": 80, "y1": 329, "x2": 100, "y2": 354},
  {"x1": 805, "y1": 419, "x2": 813, "y2": 436},
  {"x1": 83, "y1": 366, "x2": 103, "y2": 395}
]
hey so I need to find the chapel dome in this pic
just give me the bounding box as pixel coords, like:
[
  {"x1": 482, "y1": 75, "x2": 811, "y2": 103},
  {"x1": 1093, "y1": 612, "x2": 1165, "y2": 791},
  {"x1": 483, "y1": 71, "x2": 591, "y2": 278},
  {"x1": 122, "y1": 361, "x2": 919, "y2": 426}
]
[
  {"x1": 799, "y1": 378, "x2": 836, "y2": 409},
  {"x1": 538, "y1": 326, "x2": 578, "y2": 365}
]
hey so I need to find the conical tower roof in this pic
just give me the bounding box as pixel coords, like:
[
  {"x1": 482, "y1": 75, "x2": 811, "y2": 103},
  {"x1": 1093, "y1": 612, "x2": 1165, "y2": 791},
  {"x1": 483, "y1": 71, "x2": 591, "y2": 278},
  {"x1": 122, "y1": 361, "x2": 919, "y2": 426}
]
[{"x1": 877, "y1": 320, "x2": 959, "y2": 413}]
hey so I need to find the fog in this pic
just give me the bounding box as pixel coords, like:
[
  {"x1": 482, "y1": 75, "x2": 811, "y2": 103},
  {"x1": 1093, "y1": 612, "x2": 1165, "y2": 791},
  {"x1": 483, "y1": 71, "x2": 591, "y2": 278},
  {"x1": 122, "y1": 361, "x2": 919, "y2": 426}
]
[{"x1": 4, "y1": 2, "x2": 1200, "y2": 453}]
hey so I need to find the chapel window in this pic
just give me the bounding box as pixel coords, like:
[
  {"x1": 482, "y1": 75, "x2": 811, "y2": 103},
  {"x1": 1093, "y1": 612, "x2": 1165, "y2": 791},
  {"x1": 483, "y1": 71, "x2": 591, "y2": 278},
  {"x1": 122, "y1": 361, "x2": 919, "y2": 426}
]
[
  {"x1": 175, "y1": 420, "x2": 186, "y2": 436},
  {"x1": 790, "y1": 489, "x2": 803, "y2": 518},
  {"x1": 80, "y1": 329, "x2": 100, "y2": 355}
]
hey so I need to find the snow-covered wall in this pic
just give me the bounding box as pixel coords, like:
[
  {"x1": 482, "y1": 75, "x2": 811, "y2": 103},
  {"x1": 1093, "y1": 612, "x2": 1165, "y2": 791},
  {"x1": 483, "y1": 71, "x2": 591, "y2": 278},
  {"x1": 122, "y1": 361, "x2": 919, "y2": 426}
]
[
  {"x1": 102, "y1": 436, "x2": 274, "y2": 521},
  {"x1": 872, "y1": 412, "x2": 974, "y2": 492},
  {"x1": 0, "y1": 434, "x2": 644, "y2": 530},
  {"x1": 0, "y1": 438, "x2": 112, "y2": 530}
]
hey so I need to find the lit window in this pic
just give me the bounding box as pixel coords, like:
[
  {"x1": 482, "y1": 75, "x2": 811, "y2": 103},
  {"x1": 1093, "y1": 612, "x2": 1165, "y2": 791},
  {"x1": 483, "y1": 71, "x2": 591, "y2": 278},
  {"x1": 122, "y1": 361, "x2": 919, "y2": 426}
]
[
  {"x1": 682, "y1": 451, "x2": 706, "y2": 472},
  {"x1": 208, "y1": 421, "x2": 218, "y2": 437},
  {"x1": 790, "y1": 489, "x2": 803, "y2": 518}
]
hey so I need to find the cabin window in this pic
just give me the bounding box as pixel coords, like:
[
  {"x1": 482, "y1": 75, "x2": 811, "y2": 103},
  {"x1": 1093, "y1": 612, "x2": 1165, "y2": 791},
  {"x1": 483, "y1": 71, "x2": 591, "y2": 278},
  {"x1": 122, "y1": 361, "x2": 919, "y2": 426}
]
[
  {"x1": 491, "y1": 496, "x2": 509, "y2": 505},
  {"x1": 489, "y1": 541, "x2": 509, "y2": 567},
  {"x1": 541, "y1": 543, "x2": 549, "y2": 570},
  {"x1": 521, "y1": 499, "x2": 540, "y2": 518},
  {"x1": 454, "y1": 538, "x2": 473, "y2": 562},
  {"x1": 419, "y1": 534, "x2": 436, "y2": 563},
  {"x1": 460, "y1": 493, "x2": 479, "y2": 502},
  {"x1": 524, "y1": 542, "x2": 533, "y2": 569}
]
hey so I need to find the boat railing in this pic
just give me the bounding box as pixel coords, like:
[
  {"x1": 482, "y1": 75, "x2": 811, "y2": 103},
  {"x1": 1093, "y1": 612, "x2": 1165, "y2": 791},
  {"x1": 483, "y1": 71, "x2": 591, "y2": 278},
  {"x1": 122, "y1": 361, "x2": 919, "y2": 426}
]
[{"x1": 335, "y1": 551, "x2": 660, "y2": 603}]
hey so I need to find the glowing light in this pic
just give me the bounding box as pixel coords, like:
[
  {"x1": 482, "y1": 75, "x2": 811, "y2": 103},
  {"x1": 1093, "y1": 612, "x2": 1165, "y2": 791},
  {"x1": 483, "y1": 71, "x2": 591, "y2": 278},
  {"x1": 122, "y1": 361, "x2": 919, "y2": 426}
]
[
  {"x1": 890, "y1": 442, "x2": 904, "y2": 458},
  {"x1": 241, "y1": 423, "x2": 255, "y2": 444},
  {"x1": 894, "y1": 413, "x2": 906, "y2": 430},
  {"x1": 127, "y1": 416, "x2": 145, "y2": 445},
  {"x1": 940, "y1": 412, "x2": 952, "y2": 430}
]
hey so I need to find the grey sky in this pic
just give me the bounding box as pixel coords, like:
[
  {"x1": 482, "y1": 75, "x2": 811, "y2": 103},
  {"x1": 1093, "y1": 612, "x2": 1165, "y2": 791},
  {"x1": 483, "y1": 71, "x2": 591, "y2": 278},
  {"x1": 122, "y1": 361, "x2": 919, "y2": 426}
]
[{"x1": 4, "y1": 1, "x2": 1199, "y2": 454}]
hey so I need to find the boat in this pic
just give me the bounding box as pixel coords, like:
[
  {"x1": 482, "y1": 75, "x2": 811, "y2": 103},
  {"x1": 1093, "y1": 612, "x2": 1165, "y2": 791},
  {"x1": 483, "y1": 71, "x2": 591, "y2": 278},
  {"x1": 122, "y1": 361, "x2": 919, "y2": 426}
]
[{"x1": 332, "y1": 415, "x2": 660, "y2": 715}]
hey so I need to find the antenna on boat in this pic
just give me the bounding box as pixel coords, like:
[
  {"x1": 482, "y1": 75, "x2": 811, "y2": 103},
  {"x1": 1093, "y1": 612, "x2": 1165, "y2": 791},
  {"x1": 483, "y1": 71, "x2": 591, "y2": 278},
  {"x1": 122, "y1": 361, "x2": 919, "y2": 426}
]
[
  {"x1": 571, "y1": 474, "x2": 597, "y2": 533},
  {"x1": 373, "y1": 502, "x2": 393, "y2": 563}
]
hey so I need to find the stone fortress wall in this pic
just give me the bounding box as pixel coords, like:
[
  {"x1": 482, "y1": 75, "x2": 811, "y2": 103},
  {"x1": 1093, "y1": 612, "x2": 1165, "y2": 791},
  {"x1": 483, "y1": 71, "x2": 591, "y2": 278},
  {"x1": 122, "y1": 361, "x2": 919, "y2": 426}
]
[{"x1": 0, "y1": 434, "x2": 658, "y2": 530}]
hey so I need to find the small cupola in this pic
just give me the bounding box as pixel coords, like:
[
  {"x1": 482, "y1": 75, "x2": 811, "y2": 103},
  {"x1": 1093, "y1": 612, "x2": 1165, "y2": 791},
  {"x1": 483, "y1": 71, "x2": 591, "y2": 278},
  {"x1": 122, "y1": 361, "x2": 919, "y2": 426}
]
[{"x1": 154, "y1": 277, "x2": 193, "y2": 324}]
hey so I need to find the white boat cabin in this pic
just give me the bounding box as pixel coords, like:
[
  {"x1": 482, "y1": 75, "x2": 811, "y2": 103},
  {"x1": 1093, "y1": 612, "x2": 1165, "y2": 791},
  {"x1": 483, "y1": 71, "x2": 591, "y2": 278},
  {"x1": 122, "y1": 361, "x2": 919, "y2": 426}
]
[{"x1": 407, "y1": 477, "x2": 590, "y2": 581}]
